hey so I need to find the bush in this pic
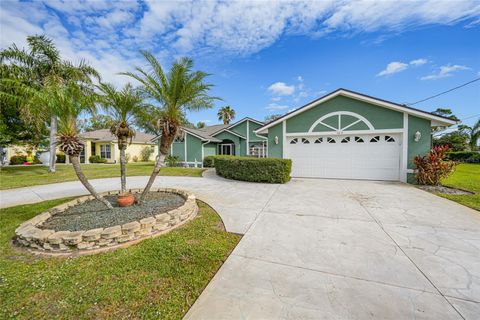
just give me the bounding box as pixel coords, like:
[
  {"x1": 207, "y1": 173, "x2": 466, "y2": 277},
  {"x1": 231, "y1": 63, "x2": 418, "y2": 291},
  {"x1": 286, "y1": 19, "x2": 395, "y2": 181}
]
[
  {"x1": 132, "y1": 155, "x2": 138, "y2": 162},
  {"x1": 9, "y1": 155, "x2": 26, "y2": 165},
  {"x1": 140, "y1": 146, "x2": 154, "y2": 162},
  {"x1": 125, "y1": 153, "x2": 131, "y2": 163},
  {"x1": 203, "y1": 156, "x2": 215, "y2": 168},
  {"x1": 414, "y1": 145, "x2": 456, "y2": 186},
  {"x1": 56, "y1": 153, "x2": 66, "y2": 163},
  {"x1": 165, "y1": 155, "x2": 179, "y2": 167},
  {"x1": 446, "y1": 151, "x2": 480, "y2": 163},
  {"x1": 89, "y1": 155, "x2": 107, "y2": 163},
  {"x1": 214, "y1": 156, "x2": 291, "y2": 183}
]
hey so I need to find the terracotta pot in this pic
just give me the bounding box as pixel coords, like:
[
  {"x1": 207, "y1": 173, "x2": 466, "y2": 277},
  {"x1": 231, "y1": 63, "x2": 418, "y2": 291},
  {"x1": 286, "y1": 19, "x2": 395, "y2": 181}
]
[{"x1": 117, "y1": 193, "x2": 135, "y2": 207}]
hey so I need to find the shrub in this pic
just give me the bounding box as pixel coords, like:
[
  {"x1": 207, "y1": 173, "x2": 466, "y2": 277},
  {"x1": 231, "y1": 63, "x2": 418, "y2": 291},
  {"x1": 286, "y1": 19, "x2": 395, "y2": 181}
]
[
  {"x1": 446, "y1": 151, "x2": 480, "y2": 163},
  {"x1": 132, "y1": 155, "x2": 139, "y2": 162},
  {"x1": 140, "y1": 146, "x2": 154, "y2": 162},
  {"x1": 56, "y1": 153, "x2": 66, "y2": 163},
  {"x1": 89, "y1": 155, "x2": 107, "y2": 163},
  {"x1": 413, "y1": 145, "x2": 456, "y2": 186},
  {"x1": 9, "y1": 155, "x2": 26, "y2": 165},
  {"x1": 165, "y1": 155, "x2": 179, "y2": 167},
  {"x1": 214, "y1": 156, "x2": 291, "y2": 183},
  {"x1": 203, "y1": 155, "x2": 215, "y2": 167},
  {"x1": 125, "y1": 153, "x2": 131, "y2": 163}
]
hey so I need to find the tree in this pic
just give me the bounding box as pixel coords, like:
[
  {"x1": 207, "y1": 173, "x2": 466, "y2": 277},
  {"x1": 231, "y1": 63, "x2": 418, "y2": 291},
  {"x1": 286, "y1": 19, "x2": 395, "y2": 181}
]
[
  {"x1": 97, "y1": 82, "x2": 144, "y2": 194},
  {"x1": 431, "y1": 108, "x2": 459, "y2": 121},
  {"x1": 122, "y1": 51, "x2": 219, "y2": 204},
  {"x1": 264, "y1": 114, "x2": 282, "y2": 123},
  {"x1": 196, "y1": 121, "x2": 206, "y2": 129},
  {"x1": 0, "y1": 35, "x2": 99, "y2": 173},
  {"x1": 217, "y1": 106, "x2": 235, "y2": 124},
  {"x1": 459, "y1": 118, "x2": 480, "y2": 151},
  {"x1": 27, "y1": 80, "x2": 112, "y2": 208},
  {"x1": 77, "y1": 114, "x2": 115, "y2": 133},
  {"x1": 433, "y1": 131, "x2": 468, "y2": 151}
]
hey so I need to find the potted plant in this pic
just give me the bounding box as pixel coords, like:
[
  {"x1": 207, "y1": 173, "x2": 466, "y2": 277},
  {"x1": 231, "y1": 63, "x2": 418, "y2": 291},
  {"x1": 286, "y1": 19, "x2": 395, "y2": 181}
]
[{"x1": 117, "y1": 192, "x2": 135, "y2": 207}]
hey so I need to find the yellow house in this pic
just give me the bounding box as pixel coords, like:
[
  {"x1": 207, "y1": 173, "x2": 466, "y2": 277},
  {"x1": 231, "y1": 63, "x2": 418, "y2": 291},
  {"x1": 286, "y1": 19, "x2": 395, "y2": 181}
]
[{"x1": 79, "y1": 129, "x2": 158, "y2": 163}]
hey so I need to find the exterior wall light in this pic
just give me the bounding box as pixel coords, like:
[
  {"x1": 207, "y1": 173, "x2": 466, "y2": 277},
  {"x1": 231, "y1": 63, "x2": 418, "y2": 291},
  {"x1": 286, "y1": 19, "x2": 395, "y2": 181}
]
[
  {"x1": 274, "y1": 136, "x2": 279, "y2": 144},
  {"x1": 414, "y1": 131, "x2": 421, "y2": 142}
]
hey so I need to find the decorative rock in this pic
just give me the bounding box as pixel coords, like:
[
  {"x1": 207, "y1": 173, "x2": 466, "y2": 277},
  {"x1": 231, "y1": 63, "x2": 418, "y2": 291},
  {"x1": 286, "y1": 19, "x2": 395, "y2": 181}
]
[
  {"x1": 101, "y1": 226, "x2": 122, "y2": 239},
  {"x1": 154, "y1": 222, "x2": 169, "y2": 231},
  {"x1": 83, "y1": 228, "x2": 104, "y2": 241},
  {"x1": 97, "y1": 238, "x2": 113, "y2": 247},
  {"x1": 63, "y1": 231, "x2": 84, "y2": 245},
  {"x1": 77, "y1": 242, "x2": 95, "y2": 250},
  {"x1": 48, "y1": 231, "x2": 71, "y2": 245},
  {"x1": 168, "y1": 209, "x2": 181, "y2": 219},
  {"x1": 122, "y1": 221, "x2": 141, "y2": 234},
  {"x1": 32, "y1": 229, "x2": 55, "y2": 243},
  {"x1": 139, "y1": 217, "x2": 156, "y2": 229}
]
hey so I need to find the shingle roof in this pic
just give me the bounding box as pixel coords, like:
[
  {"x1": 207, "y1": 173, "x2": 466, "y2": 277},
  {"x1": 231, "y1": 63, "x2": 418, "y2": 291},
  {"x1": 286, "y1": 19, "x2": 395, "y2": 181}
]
[{"x1": 80, "y1": 129, "x2": 156, "y2": 144}]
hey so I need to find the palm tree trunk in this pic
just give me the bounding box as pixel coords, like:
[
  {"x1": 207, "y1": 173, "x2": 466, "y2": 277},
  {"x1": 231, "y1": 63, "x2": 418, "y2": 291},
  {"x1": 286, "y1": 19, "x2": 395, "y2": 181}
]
[
  {"x1": 69, "y1": 155, "x2": 113, "y2": 209},
  {"x1": 48, "y1": 115, "x2": 57, "y2": 173},
  {"x1": 119, "y1": 146, "x2": 127, "y2": 193},
  {"x1": 137, "y1": 152, "x2": 166, "y2": 204}
]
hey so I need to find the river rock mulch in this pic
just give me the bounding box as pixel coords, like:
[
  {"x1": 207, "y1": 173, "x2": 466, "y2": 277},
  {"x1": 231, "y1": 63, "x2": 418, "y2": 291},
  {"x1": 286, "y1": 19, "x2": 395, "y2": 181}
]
[
  {"x1": 418, "y1": 185, "x2": 473, "y2": 195},
  {"x1": 40, "y1": 192, "x2": 185, "y2": 231}
]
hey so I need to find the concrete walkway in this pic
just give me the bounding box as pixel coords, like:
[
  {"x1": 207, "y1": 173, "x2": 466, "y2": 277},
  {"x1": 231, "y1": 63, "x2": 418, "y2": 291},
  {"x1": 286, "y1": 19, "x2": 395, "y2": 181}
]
[{"x1": 1, "y1": 173, "x2": 479, "y2": 319}]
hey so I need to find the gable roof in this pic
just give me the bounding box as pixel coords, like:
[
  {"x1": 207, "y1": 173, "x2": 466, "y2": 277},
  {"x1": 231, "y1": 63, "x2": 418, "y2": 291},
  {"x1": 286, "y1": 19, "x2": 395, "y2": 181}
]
[
  {"x1": 256, "y1": 88, "x2": 457, "y2": 134},
  {"x1": 80, "y1": 129, "x2": 156, "y2": 144}
]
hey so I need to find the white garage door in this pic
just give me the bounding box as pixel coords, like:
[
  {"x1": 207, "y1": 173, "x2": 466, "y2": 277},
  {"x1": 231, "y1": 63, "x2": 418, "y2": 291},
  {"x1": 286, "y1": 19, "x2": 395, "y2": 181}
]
[{"x1": 286, "y1": 134, "x2": 401, "y2": 181}]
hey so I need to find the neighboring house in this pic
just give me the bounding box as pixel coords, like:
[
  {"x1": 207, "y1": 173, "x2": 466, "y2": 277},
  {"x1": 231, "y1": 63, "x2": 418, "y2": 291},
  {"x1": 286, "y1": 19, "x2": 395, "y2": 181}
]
[
  {"x1": 160, "y1": 118, "x2": 267, "y2": 166},
  {"x1": 255, "y1": 88, "x2": 456, "y2": 182},
  {"x1": 79, "y1": 129, "x2": 157, "y2": 163}
]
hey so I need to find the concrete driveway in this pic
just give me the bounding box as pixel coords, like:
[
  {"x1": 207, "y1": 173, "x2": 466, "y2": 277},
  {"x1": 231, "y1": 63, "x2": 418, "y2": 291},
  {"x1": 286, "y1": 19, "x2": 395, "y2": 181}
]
[{"x1": 1, "y1": 172, "x2": 479, "y2": 319}]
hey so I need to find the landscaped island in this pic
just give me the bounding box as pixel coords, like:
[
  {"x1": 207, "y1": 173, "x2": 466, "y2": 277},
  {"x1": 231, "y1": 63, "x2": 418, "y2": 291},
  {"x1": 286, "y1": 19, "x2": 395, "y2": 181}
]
[{"x1": 15, "y1": 188, "x2": 198, "y2": 254}]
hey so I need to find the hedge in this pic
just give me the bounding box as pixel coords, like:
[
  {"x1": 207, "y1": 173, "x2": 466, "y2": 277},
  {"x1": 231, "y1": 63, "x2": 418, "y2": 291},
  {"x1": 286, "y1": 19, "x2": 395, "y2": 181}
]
[
  {"x1": 56, "y1": 153, "x2": 66, "y2": 163},
  {"x1": 213, "y1": 155, "x2": 292, "y2": 183},
  {"x1": 89, "y1": 155, "x2": 107, "y2": 163},
  {"x1": 446, "y1": 151, "x2": 480, "y2": 163},
  {"x1": 203, "y1": 156, "x2": 215, "y2": 168}
]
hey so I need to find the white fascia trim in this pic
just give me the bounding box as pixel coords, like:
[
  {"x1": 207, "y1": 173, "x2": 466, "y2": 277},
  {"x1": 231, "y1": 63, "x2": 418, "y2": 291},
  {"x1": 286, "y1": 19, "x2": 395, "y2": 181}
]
[
  {"x1": 212, "y1": 128, "x2": 246, "y2": 139},
  {"x1": 401, "y1": 113, "x2": 409, "y2": 183},
  {"x1": 285, "y1": 128, "x2": 403, "y2": 137},
  {"x1": 246, "y1": 121, "x2": 249, "y2": 155},
  {"x1": 227, "y1": 117, "x2": 264, "y2": 129},
  {"x1": 282, "y1": 120, "x2": 286, "y2": 158},
  {"x1": 201, "y1": 139, "x2": 210, "y2": 163},
  {"x1": 184, "y1": 133, "x2": 188, "y2": 162},
  {"x1": 256, "y1": 90, "x2": 456, "y2": 134}
]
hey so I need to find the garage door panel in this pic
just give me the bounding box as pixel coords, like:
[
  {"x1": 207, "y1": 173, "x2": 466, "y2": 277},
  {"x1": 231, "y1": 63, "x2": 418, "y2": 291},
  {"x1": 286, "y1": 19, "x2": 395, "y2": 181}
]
[{"x1": 287, "y1": 134, "x2": 401, "y2": 181}]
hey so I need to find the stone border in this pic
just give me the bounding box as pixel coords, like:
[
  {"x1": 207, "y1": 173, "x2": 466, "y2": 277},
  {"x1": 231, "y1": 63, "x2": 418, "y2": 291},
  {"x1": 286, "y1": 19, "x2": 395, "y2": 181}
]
[{"x1": 14, "y1": 188, "x2": 198, "y2": 255}]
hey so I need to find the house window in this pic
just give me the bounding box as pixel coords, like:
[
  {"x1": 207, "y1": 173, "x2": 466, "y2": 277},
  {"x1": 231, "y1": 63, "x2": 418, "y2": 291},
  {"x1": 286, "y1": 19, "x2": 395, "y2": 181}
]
[
  {"x1": 301, "y1": 138, "x2": 310, "y2": 144},
  {"x1": 290, "y1": 138, "x2": 298, "y2": 144},
  {"x1": 100, "y1": 144, "x2": 111, "y2": 159},
  {"x1": 327, "y1": 137, "x2": 336, "y2": 143},
  {"x1": 314, "y1": 138, "x2": 323, "y2": 144},
  {"x1": 370, "y1": 136, "x2": 380, "y2": 143},
  {"x1": 385, "y1": 135, "x2": 395, "y2": 142},
  {"x1": 341, "y1": 137, "x2": 350, "y2": 143}
]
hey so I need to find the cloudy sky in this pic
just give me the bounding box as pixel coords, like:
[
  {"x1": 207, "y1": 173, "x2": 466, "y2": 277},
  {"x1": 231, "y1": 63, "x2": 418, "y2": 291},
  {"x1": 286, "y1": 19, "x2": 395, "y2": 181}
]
[{"x1": 1, "y1": 0, "x2": 479, "y2": 126}]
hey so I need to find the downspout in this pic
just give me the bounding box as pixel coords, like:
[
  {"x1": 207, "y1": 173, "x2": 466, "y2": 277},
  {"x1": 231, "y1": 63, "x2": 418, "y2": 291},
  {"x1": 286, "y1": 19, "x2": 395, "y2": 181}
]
[{"x1": 201, "y1": 139, "x2": 210, "y2": 168}]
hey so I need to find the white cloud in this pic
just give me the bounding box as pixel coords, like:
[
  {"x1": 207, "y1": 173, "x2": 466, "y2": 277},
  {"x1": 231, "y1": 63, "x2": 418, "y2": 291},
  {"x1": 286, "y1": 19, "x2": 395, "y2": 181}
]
[
  {"x1": 268, "y1": 82, "x2": 295, "y2": 96},
  {"x1": 410, "y1": 58, "x2": 428, "y2": 66},
  {"x1": 377, "y1": 62, "x2": 409, "y2": 76},
  {"x1": 266, "y1": 103, "x2": 290, "y2": 112},
  {"x1": 421, "y1": 64, "x2": 470, "y2": 80}
]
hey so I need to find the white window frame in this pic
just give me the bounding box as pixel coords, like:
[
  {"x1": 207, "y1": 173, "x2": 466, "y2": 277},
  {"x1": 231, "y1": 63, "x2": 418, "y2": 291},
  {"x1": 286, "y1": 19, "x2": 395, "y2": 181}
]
[{"x1": 100, "y1": 144, "x2": 111, "y2": 159}]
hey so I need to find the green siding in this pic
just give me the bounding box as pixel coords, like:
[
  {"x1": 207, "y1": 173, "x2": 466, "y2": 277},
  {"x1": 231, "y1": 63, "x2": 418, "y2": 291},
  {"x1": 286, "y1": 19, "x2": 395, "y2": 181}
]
[
  {"x1": 286, "y1": 95, "x2": 403, "y2": 132},
  {"x1": 407, "y1": 115, "x2": 432, "y2": 169},
  {"x1": 204, "y1": 143, "x2": 217, "y2": 157},
  {"x1": 171, "y1": 141, "x2": 185, "y2": 161},
  {"x1": 267, "y1": 122, "x2": 283, "y2": 158},
  {"x1": 230, "y1": 121, "x2": 247, "y2": 138},
  {"x1": 186, "y1": 133, "x2": 203, "y2": 162},
  {"x1": 248, "y1": 121, "x2": 263, "y2": 141}
]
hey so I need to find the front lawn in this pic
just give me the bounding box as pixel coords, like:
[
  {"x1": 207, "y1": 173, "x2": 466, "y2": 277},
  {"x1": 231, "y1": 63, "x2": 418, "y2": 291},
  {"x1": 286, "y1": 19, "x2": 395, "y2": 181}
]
[
  {"x1": 440, "y1": 163, "x2": 480, "y2": 211},
  {"x1": 0, "y1": 198, "x2": 240, "y2": 319},
  {"x1": 0, "y1": 163, "x2": 205, "y2": 190}
]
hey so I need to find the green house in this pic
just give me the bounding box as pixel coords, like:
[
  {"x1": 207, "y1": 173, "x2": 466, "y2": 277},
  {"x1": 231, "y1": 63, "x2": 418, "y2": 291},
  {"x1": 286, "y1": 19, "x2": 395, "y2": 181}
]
[
  {"x1": 254, "y1": 88, "x2": 456, "y2": 182},
  {"x1": 165, "y1": 117, "x2": 267, "y2": 165}
]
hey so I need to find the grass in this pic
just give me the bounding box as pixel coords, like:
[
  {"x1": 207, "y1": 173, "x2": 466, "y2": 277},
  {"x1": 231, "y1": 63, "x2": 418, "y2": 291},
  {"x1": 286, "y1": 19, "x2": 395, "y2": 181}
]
[
  {"x1": 440, "y1": 163, "x2": 480, "y2": 211},
  {"x1": 0, "y1": 198, "x2": 240, "y2": 319},
  {"x1": 0, "y1": 163, "x2": 205, "y2": 190}
]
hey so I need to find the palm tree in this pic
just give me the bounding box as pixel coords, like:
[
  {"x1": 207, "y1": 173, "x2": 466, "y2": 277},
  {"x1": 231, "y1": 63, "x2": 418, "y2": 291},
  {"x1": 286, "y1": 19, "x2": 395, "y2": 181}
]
[
  {"x1": 0, "y1": 35, "x2": 98, "y2": 173},
  {"x1": 217, "y1": 106, "x2": 236, "y2": 125},
  {"x1": 97, "y1": 82, "x2": 145, "y2": 194},
  {"x1": 459, "y1": 118, "x2": 480, "y2": 151},
  {"x1": 196, "y1": 121, "x2": 206, "y2": 129},
  {"x1": 122, "y1": 51, "x2": 219, "y2": 204},
  {"x1": 27, "y1": 81, "x2": 112, "y2": 208}
]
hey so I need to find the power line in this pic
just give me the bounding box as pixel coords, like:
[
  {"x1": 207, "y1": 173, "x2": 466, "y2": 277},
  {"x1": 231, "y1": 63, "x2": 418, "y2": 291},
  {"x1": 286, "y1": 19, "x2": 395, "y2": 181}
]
[{"x1": 407, "y1": 77, "x2": 480, "y2": 106}]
